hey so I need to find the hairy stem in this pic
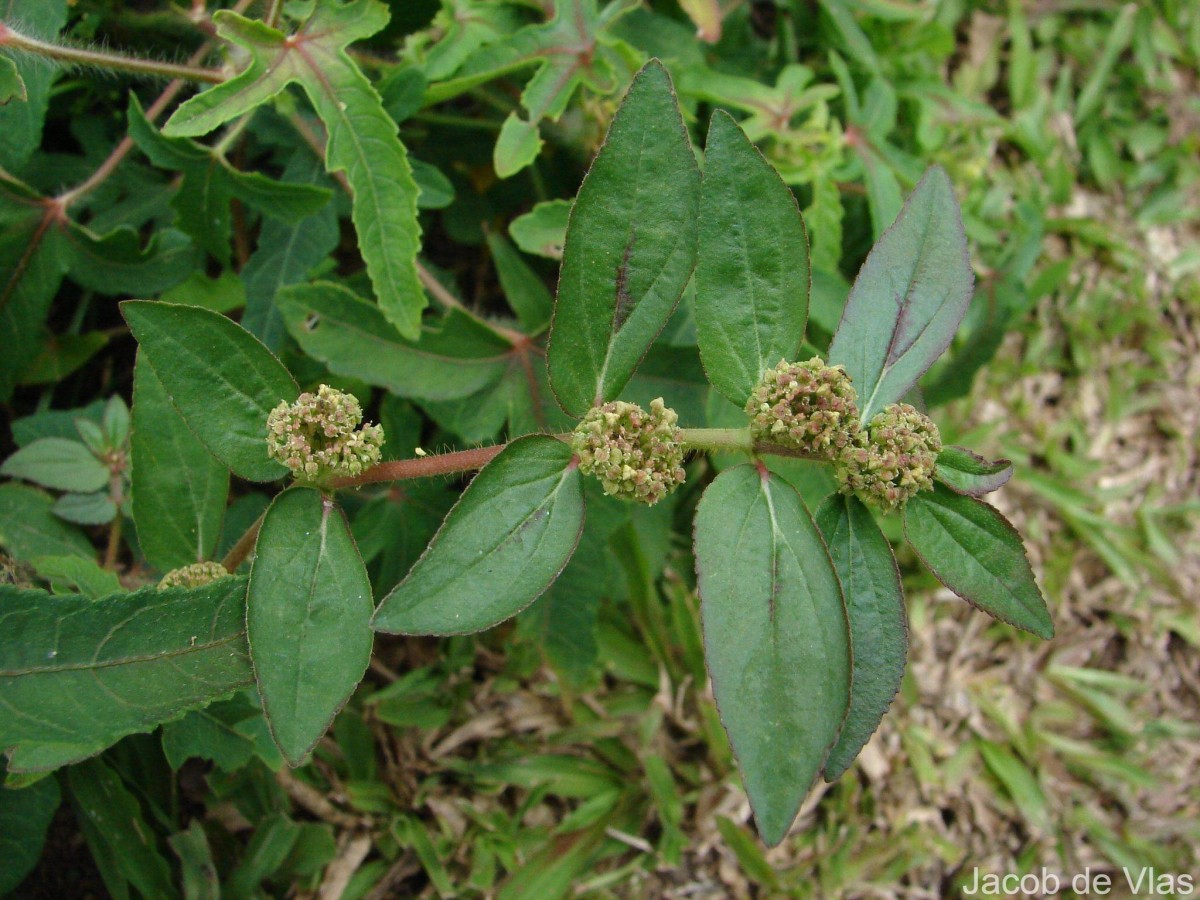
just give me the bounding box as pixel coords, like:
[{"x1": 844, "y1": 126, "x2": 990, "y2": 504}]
[
  {"x1": 680, "y1": 427, "x2": 754, "y2": 453},
  {"x1": 330, "y1": 444, "x2": 510, "y2": 489},
  {"x1": 0, "y1": 23, "x2": 224, "y2": 84},
  {"x1": 221, "y1": 510, "x2": 266, "y2": 573}
]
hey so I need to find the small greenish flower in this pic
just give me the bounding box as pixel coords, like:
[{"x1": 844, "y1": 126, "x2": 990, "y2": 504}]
[
  {"x1": 571, "y1": 398, "x2": 686, "y2": 505},
  {"x1": 835, "y1": 403, "x2": 942, "y2": 513},
  {"x1": 267, "y1": 385, "x2": 384, "y2": 485},
  {"x1": 746, "y1": 358, "x2": 860, "y2": 458},
  {"x1": 158, "y1": 561, "x2": 230, "y2": 590}
]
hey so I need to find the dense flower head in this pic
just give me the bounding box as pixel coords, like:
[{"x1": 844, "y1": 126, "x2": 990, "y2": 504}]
[
  {"x1": 571, "y1": 398, "x2": 686, "y2": 505},
  {"x1": 835, "y1": 403, "x2": 942, "y2": 513},
  {"x1": 266, "y1": 385, "x2": 384, "y2": 484},
  {"x1": 158, "y1": 561, "x2": 230, "y2": 590},
  {"x1": 746, "y1": 358, "x2": 860, "y2": 457}
]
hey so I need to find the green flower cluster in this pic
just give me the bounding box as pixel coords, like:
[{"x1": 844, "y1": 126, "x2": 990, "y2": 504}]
[
  {"x1": 158, "y1": 561, "x2": 230, "y2": 590},
  {"x1": 746, "y1": 358, "x2": 860, "y2": 458},
  {"x1": 572, "y1": 398, "x2": 686, "y2": 505},
  {"x1": 835, "y1": 403, "x2": 942, "y2": 513},
  {"x1": 267, "y1": 385, "x2": 384, "y2": 485}
]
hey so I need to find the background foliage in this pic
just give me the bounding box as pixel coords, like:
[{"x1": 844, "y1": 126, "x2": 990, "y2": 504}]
[{"x1": 1, "y1": 0, "x2": 1197, "y2": 896}]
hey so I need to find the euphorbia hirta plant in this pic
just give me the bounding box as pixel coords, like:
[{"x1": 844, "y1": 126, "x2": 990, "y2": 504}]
[{"x1": 2, "y1": 57, "x2": 1051, "y2": 846}]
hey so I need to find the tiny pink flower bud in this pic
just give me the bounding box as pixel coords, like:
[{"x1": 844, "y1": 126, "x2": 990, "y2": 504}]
[
  {"x1": 266, "y1": 384, "x2": 384, "y2": 486},
  {"x1": 158, "y1": 561, "x2": 230, "y2": 590},
  {"x1": 835, "y1": 403, "x2": 941, "y2": 513},
  {"x1": 745, "y1": 358, "x2": 860, "y2": 458},
  {"x1": 571, "y1": 398, "x2": 686, "y2": 505}
]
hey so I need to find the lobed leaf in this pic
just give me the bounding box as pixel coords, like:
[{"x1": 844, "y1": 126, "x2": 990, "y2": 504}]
[
  {"x1": 548, "y1": 60, "x2": 701, "y2": 416},
  {"x1": 163, "y1": 1, "x2": 425, "y2": 338},
  {"x1": 0, "y1": 578, "x2": 253, "y2": 772},
  {"x1": 827, "y1": 166, "x2": 973, "y2": 423},
  {"x1": 904, "y1": 484, "x2": 1053, "y2": 639},
  {"x1": 694, "y1": 464, "x2": 850, "y2": 845},
  {"x1": 122, "y1": 301, "x2": 297, "y2": 482},
  {"x1": 935, "y1": 445, "x2": 1014, "y2": 497},
  {"x1": 373, "y1": 436, "x2": 584, "y2": 635},
  {"x1": 696, "y1": 110, "x2": 809, "y2": 405},
  {"x1": 247, "y1": 488, "x2": 373, "y2": 766},
  {"x1": 815, "y1": 493, "x2": 907, "y2": 781},
  {"x1": 131, "y1": 353, "x2": 229, "y2": 572}
]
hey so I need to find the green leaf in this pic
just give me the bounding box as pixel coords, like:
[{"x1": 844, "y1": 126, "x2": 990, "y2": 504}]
[
  {"x1": 161, "y1": 693, "x2": 276, "y2": 773},
  {"x1": 827, "y1": 166, "x2": 973, "y2": 423},
  {"x1": 0, "y1": 578, "x2": 253, "y2": 772},
  {"x1": 122, "y1": 301, "x2": 297, "y2": 482},
  {"x1": 67, "y1": 758, "x2": 178, "y2": 900},
  {"x1": 0, "y1": 55, "x2": 26, "y2": 105},
  {"x1": 373, "y1": 436, "x2": 584, "y2": 635},
  {"x1": 696, "y1": 110, "x2": 809, "y2": 405},
  {"x1": 548, "y1": 60, "x2": 701, "y2": 416},
  {"x1": 161, "y1": 270, "x2": 247, "y2": 314},
  {"x1": 126, "y1": 96, "x2": 329, "y2": 266},
  {"x1": 0, "y1": 483, "x2": 93, "y2": 562},
  {"x1": 30, "y1": 555, "x2": 122, "y2": 598},
  {"x1": 241, "y1": 151, "x2": 339, "y2": 351},
  {"x1": 278, "y1": 282, "x2": 512, "y2": 401},
  {"x1": 131, "y1": 353, "x2": 230, "y2": 572},
  {"x1": 0, "y1": 437, "x2": 109, "y2": 493},
  {"x1": 904, "y1": 484, "x2": 1053, "y2": 639},
  {"x1": 486, "y1": 231, "x2": 553, "y2": 334},
  {"x1": 935, "y1": 446, "x2": 1014, "y2": 497},
  {"x1": 64, "y1": 222, "x2": 199, "y2": 296},
  {"x1": 169, "y1": 820, "x2": 221, "y2": 900},
  {"x1": 247, "y1": 488, "x2": 373, "y2": 766},
  {"x1": 510, "y1": 198, "x2": 571, "y2": 259},
  {"x1": 0, "y1": 775, "x2": 60, "y2": 896},
  {"x1": 163, "y1": 1, "x2": 425, "y2": 338},
  {"x1": 51, "y1": 491, "x2": 117, "y2": 526},
  {"x1": 693, "y1": 464, "x2": 850, "y2": 845},
  {"x1": 0, "y1": 213, "x2": 69, "y2": 402},
  {"x1": 0, "y1": 0, "x2": 68, "y2": 171},
  {"x1": 815, "y1": 494, "x2": 906, "y2": 781},
  {"x1": 17, "y1": 332, "x2": 109, "y2": 385}
]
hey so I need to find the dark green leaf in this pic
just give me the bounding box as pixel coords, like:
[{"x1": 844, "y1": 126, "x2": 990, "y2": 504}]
[
  {"x1": 278, "y1": 282, "x2": 511, "y2": 401},
  {"x1": 0, "y1": 578, "x2": 253, "y2": 772},
  {"x1": 904, "y1": 484, "x2": 1053, "y2": 639},
  {"x1": 696, "y1": 111, "x2": 809, "y2": 404},
  {"x1": 0, "y1": 437, "x2": 108, "y2": 493},
  {"x1": 241, "y1": 152, "x2": 339, "y2": 351},
  {"x1": 68, "y1": 758, "x2": 178, "y2": 900},
  {"x1": 163, "y1": 2, "x2": 425, "y2": 338},
  {"x1": 0, "y1": 1, "x2": 68, "y2": 171},
  {"x1": 0, "y1": 215, "x2": 68, "y2": 402},
  {"x1": 815, "y1": 494, "x2": 906, "y2": 780},
  {"x1": 17, "y1": 332, "x2": 109, "y2": 385},
  {"x1": 169, "y1": 820, "x2": 221, "y2": 900},
  {"x1": 51, "y1": 491, "x2": 117, "y2": 526},
  {"x1": 161, "y1": 694, "x2": 271, "y2": 773},
  {"x1": 487, "y1": 231, "x2": 553, "y2": 333},
  {"x1": 548, "y1": 60, "x2": 701, "y2": 415},
  {"x1": 122, "y1": 301, "x2": 297, "y2": 482},
  {"x1": 0, "y1": 55, "x2": 26, "y2": 105},
  {"x1": 127, "y1": 96, "x2": 329, "y2": 266},
  {"x1": 131, "y1": 353, "x2": 230, "y2": 571},
  {"x1": 30, "y1": 555, "x2": 122, "y2": 598},
  {"x1": 935, "y1": 446, "x2": 1014, "y2": 497},
  {"x1": 222, "y1": 812, "x2": 301, "y2": 898},
  {"x1": 694, "y1": 464, "x2": 849, "y2": 845},
  {"x1": 247, "y1": 488, "x2": 373, "y2": 766},
  {"x1": 827, "y1": 166, "x2": 973, "y2": 423},
  {"x1": 0, "y1": 483, "x2": 93, "y2": 562},
  {"x1": 0, "y1": 775, "x2": 60, "y2": 896},
  {"x1": 373, "y1": 436, "x2": 584, "y2": 635},
  {"x1": 65, "y1": 222, "x2": 198, "y2": 295}
]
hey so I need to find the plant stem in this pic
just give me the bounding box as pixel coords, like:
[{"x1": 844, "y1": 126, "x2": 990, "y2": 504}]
[
  {"x1": 0, "y1": 23, "x2": 224, "y2": 84},
  {"x1": 330, "y1": 444, "x2": 510, "y2": 489},
  {"x1": 680, "y1": 427, "x2": 754, "y2": 454},
  {"x1": 221, "y1": 510, "x2": 266, "y2": 572}
]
